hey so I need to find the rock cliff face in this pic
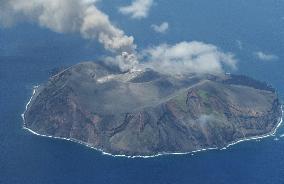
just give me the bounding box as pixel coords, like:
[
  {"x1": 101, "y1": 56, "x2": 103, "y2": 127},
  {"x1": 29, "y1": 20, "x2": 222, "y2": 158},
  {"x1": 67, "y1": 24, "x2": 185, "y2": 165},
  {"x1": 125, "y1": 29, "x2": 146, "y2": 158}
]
[{"x1": 23, "y1": 62, "x2": 282, "y2": 156}]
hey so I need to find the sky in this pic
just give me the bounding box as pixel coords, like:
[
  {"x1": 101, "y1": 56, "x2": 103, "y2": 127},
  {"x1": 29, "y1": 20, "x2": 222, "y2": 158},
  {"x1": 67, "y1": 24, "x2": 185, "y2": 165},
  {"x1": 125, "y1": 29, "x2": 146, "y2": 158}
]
[{"x1": 0, "y1": 0, "x2": 242, "y2": 75}]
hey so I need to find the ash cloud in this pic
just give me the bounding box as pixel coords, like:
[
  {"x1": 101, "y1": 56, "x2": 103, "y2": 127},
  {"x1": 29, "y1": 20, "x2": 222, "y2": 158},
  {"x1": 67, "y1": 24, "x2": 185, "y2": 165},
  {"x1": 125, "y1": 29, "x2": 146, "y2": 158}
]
[
  {"x1": 104, "y1": 52, "x2": 139, "y2": 72},
  {"x1": 0, "y1": 0, "x2": 136, "y2": 54},
  {"x1": 0, "y1": 0, "x2": 237, "y2": 75}
]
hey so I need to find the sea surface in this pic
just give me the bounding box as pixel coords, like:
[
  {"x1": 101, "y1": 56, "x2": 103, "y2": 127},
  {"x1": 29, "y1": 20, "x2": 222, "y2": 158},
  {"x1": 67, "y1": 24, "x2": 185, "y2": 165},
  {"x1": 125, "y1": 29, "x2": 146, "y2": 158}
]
[{"x1": 1, "y1": 0, "x2": 284, "y2": 183}]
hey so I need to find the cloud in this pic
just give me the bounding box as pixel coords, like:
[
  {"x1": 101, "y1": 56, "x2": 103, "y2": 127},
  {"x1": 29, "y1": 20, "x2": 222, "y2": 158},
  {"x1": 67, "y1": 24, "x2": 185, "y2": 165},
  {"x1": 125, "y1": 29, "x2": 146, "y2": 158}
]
[
  {"x1": 0, "y1": 0, "x2": 136, "y2": 53},
  {"x1": 141, "y1": 41, "x2": 237, "y2": 75},
  {"x1": 119, "y1": 0, "x2": 154, "y2": 19},
  {"x1": 235, "y1": 40, "x2": 243, "y2": 50},
  {"x1": 104, "y1": 52, "x2": 139, "y2": 72},
  {"x1": 254, "y1": 51, "x2": 278, "y2": 61},
  {"x1": 0, "y1": 1, "x2": 238, "y2": 76},
  {"x1": 151, "y1": 22, "x2": 169, "y2": 34}
]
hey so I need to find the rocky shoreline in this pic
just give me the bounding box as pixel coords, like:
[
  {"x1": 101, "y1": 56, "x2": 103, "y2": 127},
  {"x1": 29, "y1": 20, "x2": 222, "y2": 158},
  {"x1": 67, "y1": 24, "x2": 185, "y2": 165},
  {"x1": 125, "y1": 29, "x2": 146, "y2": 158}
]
[
  {"x1": 22, "y1": 86, "x2": 283, "y2": 158},
  {"x1": 22, "y1": 62, "x2": 283, "y2": 157}
]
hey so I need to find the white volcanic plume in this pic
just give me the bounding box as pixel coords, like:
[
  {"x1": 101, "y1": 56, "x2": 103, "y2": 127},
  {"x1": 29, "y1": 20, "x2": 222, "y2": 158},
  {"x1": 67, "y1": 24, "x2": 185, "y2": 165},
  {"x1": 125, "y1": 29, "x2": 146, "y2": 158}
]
[
  {"x1": 0, "y1": 0, "x2": 237, "y2": 74},
  {"x1": 0, "y1": 0, "x2": 136, "y2": 54},
  {"x1": 104, "y1": 51, "x2": 139, "y2": 72}
]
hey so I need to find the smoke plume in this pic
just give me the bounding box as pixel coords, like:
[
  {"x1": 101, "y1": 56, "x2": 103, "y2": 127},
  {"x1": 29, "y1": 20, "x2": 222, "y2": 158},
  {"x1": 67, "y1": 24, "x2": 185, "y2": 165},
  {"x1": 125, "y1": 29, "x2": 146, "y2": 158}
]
[
  {"x1": 0, "y1": 0, "x2": 136, "y2": 54},
  {"x1": 0, "y1": 1, "x2": 237, "y2": 74}
]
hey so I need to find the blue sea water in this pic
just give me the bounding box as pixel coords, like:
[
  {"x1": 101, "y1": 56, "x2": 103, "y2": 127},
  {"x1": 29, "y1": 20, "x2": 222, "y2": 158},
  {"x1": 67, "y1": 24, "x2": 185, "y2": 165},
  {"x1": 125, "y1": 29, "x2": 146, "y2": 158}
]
[{"x1": 1, "y1": 0, "x2": 284, "y2": 183}]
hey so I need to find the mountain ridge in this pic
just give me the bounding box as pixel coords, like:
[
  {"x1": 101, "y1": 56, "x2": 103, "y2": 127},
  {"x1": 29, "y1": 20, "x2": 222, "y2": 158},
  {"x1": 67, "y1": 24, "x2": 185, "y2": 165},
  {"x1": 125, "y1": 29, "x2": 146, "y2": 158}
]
[{"x1": 23, "y1": 62, "x2": 282, "y2": 156}]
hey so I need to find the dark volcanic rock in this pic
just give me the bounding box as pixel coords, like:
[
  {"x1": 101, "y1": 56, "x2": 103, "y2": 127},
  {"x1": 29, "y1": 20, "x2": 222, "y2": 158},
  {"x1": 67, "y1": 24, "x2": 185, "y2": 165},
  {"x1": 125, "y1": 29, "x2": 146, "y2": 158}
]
[{"x1": 23, "y1": 62, "x2": 282, "y2": 156}]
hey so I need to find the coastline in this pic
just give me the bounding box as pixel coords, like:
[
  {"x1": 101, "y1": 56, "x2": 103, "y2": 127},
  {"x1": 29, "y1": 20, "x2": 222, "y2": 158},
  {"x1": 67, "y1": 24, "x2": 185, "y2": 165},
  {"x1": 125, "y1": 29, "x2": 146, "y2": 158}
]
[{"x1": 21, "y1": 86, "x2": 284, "y2": 159}]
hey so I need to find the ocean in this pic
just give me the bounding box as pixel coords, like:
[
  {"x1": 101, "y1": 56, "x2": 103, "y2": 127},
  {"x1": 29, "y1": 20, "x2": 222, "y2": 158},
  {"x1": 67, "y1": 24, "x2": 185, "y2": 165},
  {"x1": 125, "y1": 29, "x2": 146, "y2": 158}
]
[{"x1": 1, "y1": 0, "x2": 284, "y2": 183}]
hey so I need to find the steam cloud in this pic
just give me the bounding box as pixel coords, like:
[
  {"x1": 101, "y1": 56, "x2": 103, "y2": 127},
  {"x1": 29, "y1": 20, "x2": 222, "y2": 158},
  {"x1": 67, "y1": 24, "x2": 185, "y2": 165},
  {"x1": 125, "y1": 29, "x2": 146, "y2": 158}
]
[
  {"x1": 104, "y1": 52, "x2": 139, "y2": 72},
  {"x1": 0, "y1": 0, "x2": 136, "y2": 54},
  {"x1": 0, "y1": 0, "x2": 237, "y2": 75}
]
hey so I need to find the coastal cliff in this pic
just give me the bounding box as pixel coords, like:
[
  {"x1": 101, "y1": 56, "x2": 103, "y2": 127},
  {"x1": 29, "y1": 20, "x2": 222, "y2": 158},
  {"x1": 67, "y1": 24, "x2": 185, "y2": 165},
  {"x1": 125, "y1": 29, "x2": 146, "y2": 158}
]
[{"x1": 23, "y1": 62, "x2": 282, "y2": 156}]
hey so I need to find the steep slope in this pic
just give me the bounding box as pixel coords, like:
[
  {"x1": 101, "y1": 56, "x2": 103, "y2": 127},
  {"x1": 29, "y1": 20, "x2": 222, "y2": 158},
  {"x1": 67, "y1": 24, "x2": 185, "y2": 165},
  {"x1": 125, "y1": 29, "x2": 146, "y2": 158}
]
[{"x1": 23, "y1": 62, "x2": 282, "y2": 156}]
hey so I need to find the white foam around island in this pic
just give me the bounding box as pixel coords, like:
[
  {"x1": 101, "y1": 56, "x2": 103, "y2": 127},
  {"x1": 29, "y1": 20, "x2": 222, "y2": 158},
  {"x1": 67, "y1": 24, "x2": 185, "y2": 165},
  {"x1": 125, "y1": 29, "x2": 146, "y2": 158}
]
[{"x1": 21, "y1": 85, "x2": 284, "y2": 159}]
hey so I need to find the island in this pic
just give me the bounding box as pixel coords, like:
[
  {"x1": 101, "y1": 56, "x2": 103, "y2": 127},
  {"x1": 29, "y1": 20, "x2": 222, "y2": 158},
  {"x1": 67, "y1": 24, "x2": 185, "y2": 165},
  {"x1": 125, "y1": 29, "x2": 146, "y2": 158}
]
[{"x1": 23, "y1": 62, "x2": 283, "y2": 157}]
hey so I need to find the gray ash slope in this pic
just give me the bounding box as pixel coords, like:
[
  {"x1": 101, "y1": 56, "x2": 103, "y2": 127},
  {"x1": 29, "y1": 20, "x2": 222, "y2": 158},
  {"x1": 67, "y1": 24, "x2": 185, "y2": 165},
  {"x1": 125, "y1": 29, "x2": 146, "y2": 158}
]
[{"x1": 24, "y1": 62, "x2": 282, "y2": 156}]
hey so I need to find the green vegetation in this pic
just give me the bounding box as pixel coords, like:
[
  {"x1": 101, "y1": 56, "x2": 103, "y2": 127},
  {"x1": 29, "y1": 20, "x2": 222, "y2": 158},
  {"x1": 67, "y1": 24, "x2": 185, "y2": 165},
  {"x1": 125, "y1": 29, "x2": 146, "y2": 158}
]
[
  {"x1": 204, "y1": 103, "x2": 213, "y2": 114},
  {"x1": 197, "y1": 89, "x2": 210, "y2": 101},
  {"x1": 173, "y1": 92, "x2": 188, "y2": 112}
]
